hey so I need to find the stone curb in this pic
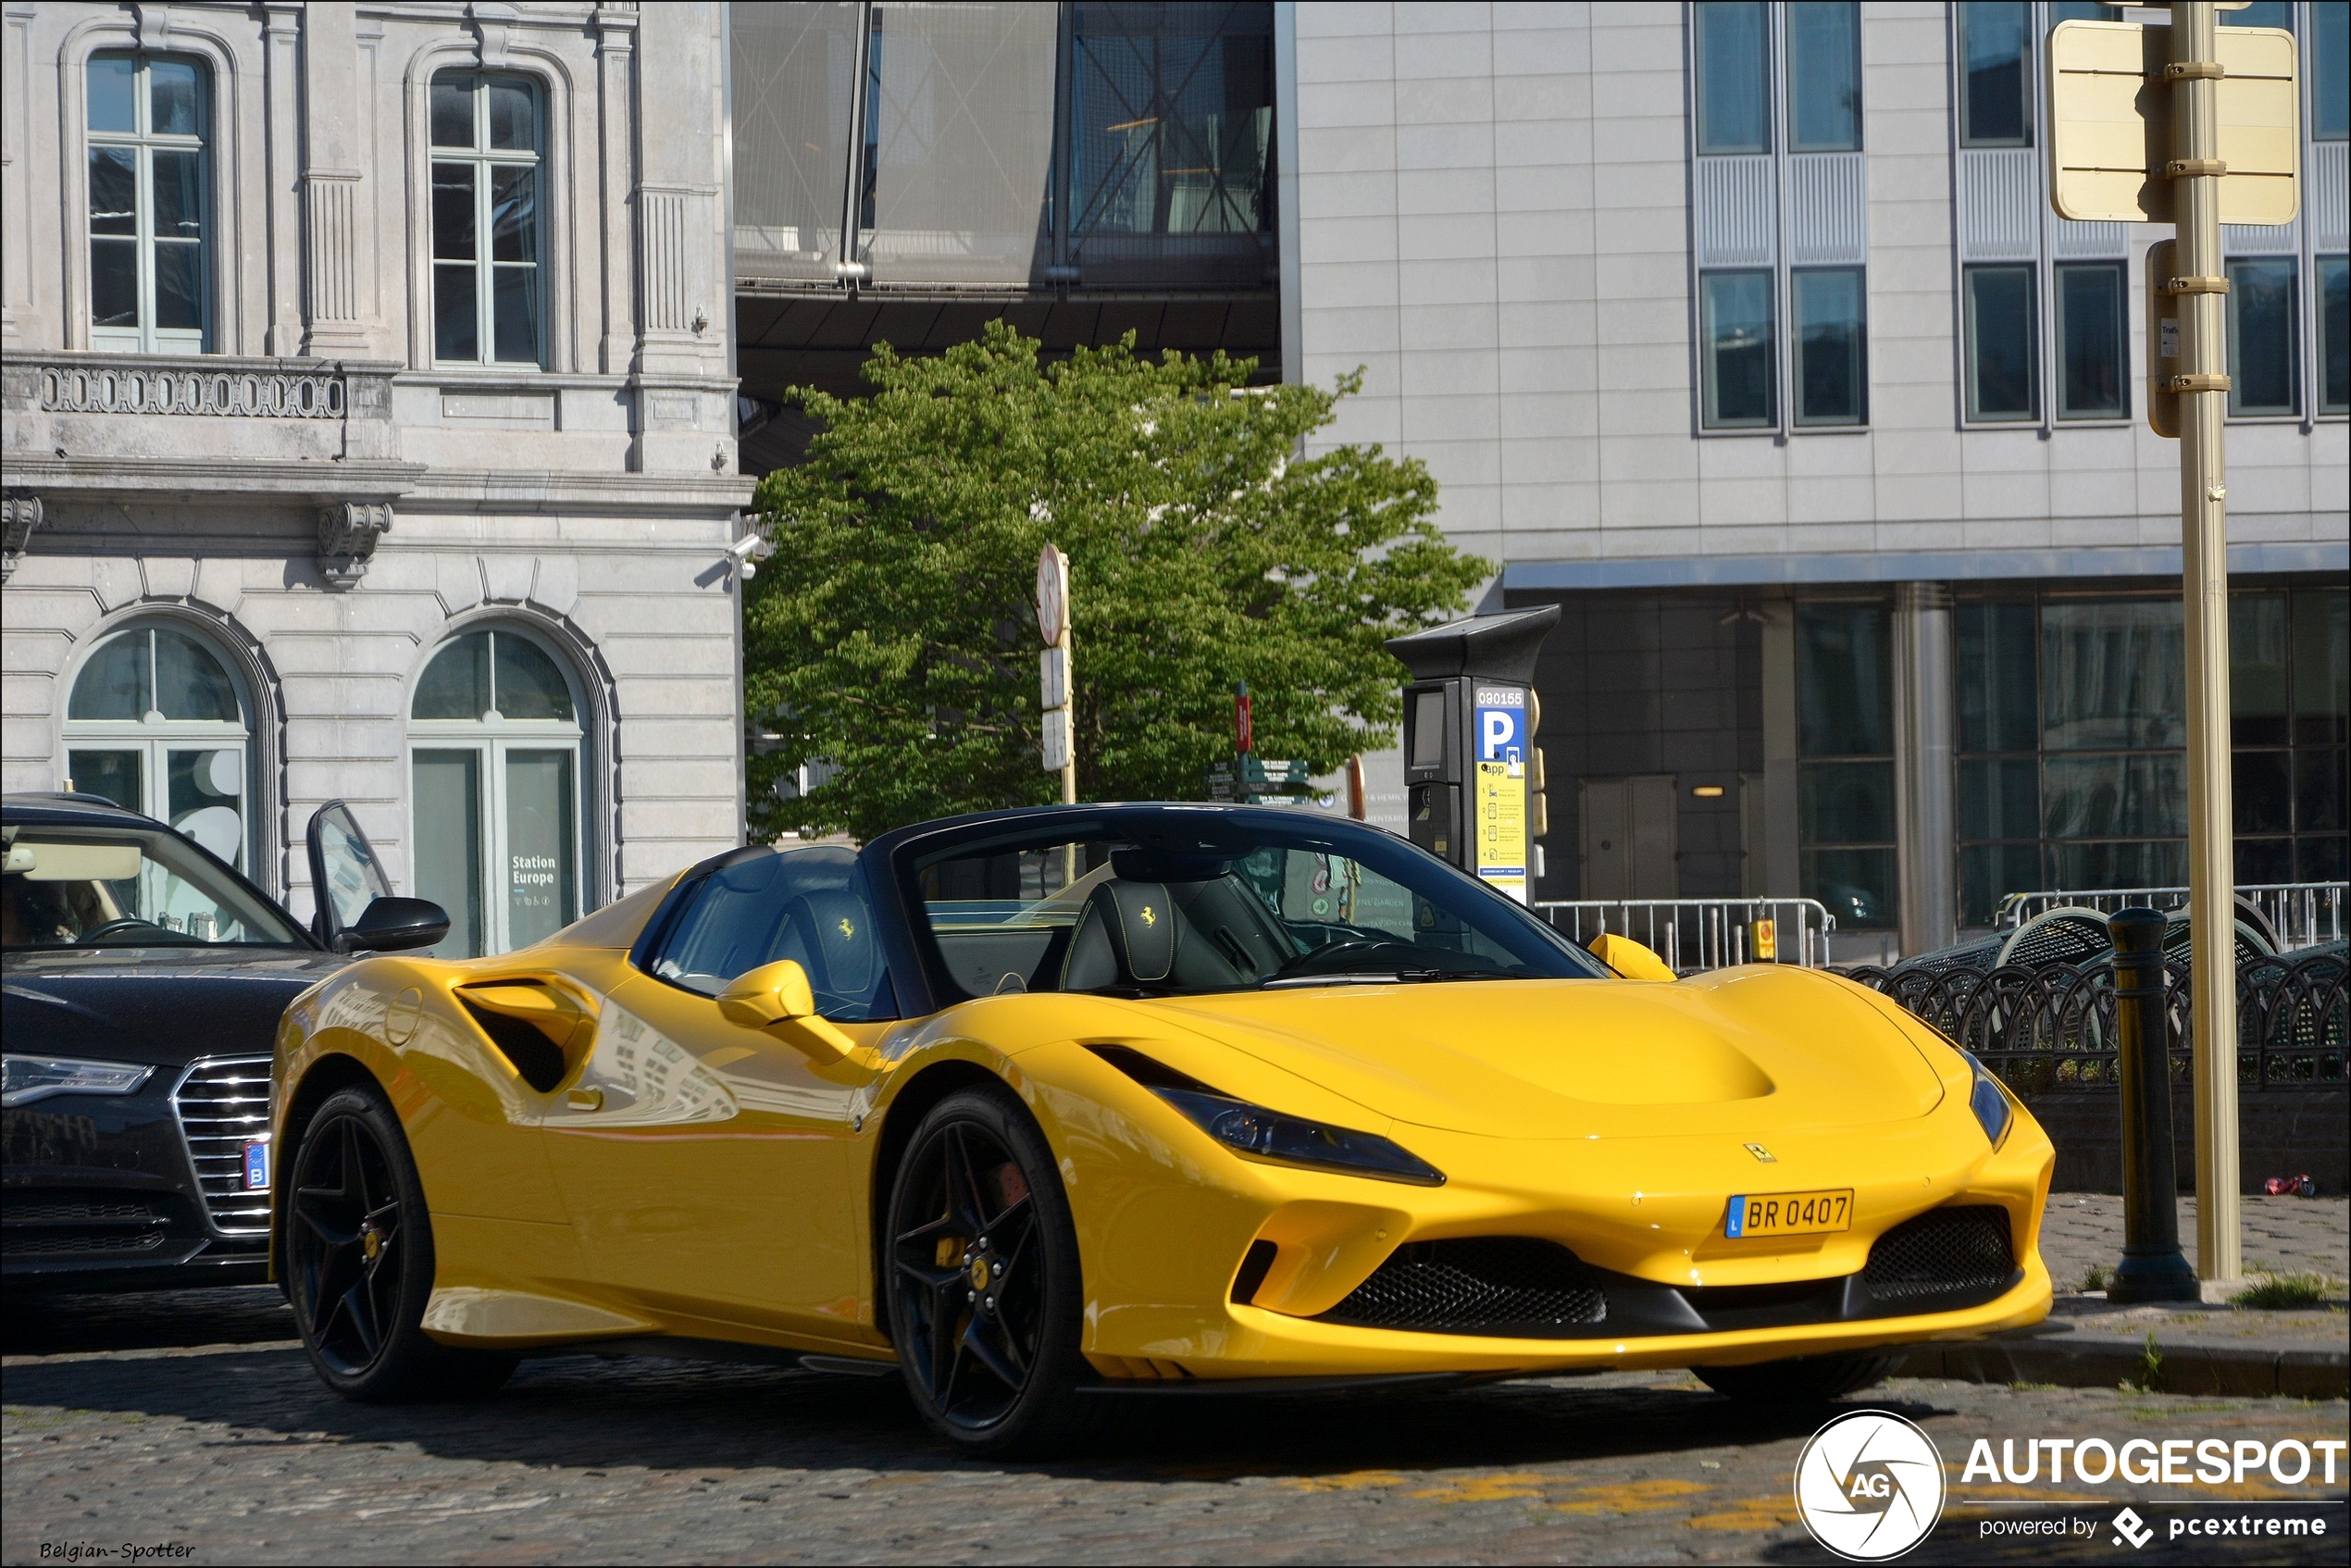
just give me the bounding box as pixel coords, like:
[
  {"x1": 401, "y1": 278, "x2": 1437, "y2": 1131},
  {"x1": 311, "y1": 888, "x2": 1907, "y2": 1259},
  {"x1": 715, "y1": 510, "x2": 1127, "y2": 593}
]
[{"x1": 1900, "y1": 1332, "x2": 2349, "y2": 1400}]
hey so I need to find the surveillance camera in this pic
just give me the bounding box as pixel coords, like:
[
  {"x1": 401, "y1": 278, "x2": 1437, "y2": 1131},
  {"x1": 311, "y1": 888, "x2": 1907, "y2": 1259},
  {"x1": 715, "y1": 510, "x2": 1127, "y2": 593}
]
[{"x1": 726, "y1": 533, "x2": 771, "y2": 563}]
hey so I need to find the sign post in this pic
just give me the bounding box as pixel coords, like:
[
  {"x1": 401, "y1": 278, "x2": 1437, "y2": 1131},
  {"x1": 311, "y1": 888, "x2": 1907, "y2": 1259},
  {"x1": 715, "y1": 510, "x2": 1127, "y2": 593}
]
[
  {"x1": 1036, "y1": 544, "x2": 1074, "y2": 809},
  {"x1": 2049, "y1": 2, "x2": 2298, "y2": 1292}
]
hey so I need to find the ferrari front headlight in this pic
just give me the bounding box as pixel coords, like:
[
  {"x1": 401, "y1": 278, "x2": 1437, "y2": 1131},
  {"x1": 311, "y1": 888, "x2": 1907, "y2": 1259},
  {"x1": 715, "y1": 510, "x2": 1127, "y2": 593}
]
[
  {"x1": 2, "y1": 1053, "x2": 155, "y2": 1109},
  {"x1": 1152, "y1": 1086, "x2": 1447, "y2": 1187},
  {"x1": 1961, "y1": 1050, "x2": 2011, "y2": 1148}
]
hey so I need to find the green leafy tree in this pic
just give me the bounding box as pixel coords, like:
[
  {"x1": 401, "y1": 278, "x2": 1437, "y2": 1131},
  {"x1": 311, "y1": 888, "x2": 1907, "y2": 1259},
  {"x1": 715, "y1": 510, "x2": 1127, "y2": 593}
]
[{"x1": 743, "y1": 322, "x2": 1486, "y2": 842}]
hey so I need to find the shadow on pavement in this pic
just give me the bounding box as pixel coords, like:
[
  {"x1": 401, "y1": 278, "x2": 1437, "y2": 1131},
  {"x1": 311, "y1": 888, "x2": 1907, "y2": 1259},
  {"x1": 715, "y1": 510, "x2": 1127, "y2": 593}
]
[
  {"x1": 3, "y1": 1285, "x2": 294, "y2": 1355},
  {"x1": 3, "y1": 1310, "x2": 1944, "y2": 1486}
]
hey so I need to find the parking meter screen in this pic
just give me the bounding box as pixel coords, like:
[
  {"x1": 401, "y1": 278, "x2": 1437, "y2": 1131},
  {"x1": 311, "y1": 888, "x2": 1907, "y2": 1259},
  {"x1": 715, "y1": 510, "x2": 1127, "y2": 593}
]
[{"x1": 1410, "y1": 690, "x2": 1446, "y2": 767}]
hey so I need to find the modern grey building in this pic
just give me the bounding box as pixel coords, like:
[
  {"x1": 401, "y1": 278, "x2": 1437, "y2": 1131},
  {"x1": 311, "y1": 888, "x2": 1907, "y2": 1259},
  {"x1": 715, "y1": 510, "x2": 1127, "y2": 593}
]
[
  {"x1": 1286, "y1": 0, "x2": 2347, "y2": 954},
  {"x1": 2, "y1": 1, "x2": 753, "y2": 949}
]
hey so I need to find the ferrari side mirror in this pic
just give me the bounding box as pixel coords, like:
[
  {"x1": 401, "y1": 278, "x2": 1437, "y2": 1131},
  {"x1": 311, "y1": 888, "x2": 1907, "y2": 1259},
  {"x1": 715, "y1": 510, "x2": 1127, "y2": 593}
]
[
  {"x1": 1586, "y1": 931, "x2": 1676, "y2": 982},
  {"x1": 340, "y1": 896, "x2": 451, "y2": 953},
  {"x1": 716, "y1": 959, "x2": 859, "y2": 1063}
]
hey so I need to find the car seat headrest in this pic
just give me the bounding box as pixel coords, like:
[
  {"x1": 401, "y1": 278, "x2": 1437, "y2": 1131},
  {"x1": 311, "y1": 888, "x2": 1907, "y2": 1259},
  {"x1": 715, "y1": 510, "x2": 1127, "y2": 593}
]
[
  {"x1": 788, "y1": 891, "x2": 876, "y2": 993},
  {"x1": 1092, "y1": 879, "x2": 1176, "y2": 983}
]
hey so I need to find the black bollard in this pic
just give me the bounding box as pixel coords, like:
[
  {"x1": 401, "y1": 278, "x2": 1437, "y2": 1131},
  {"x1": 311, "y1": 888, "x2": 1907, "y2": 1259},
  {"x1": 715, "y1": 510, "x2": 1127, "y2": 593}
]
[{"x1": 2105, "y1": 907, "x2": 2199, "y2": 1303}]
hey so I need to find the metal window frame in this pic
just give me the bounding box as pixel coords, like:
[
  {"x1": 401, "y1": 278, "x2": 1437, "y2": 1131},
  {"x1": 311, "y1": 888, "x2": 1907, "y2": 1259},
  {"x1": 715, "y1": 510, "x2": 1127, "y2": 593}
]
[
  {"x1": 2052, "y1": 256, "x2": 2130, "y2": 420},
  {"x1": 85, "y1": 50, "x2": 210, "y2": 355},
  {"x1": 427, "y1": 70, "x2": 547, "y2": 369},
  {"x1": 1790, "y1": 263, "x2": 1871, "y2": 426},
  {"x1": 61, "y1": 624, "x2": 255, "y2": 875},
  {"x1": 1686, "y1": 3, "x2": 1872, "y2": 441},
  {"x1": 2225, "y1": 254, "x2": 2305, "y2": 417},
  {"x1": 1962, "y1": 260, "x2": 2042, "y2": 422}
]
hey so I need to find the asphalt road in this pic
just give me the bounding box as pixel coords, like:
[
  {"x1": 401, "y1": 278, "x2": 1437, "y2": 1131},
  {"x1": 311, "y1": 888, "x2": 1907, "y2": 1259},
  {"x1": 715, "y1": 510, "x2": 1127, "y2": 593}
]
[{"x1": 4, "y1": 1287, "x2": 2345, "y2": 1566}]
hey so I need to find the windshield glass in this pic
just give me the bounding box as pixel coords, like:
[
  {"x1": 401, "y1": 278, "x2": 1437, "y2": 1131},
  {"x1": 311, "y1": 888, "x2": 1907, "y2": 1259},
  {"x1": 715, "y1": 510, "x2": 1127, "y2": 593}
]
[
  {"x1": 2, "y1": 825, "x2": 305, "y2": 949},
  {"x1": 913, "y1": 815, "x2": 1607, "y2": 1001}
]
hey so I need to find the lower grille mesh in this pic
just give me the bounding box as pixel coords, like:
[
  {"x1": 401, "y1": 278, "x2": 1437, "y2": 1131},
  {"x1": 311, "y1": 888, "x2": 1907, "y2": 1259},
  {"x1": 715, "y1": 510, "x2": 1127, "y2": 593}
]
[
  {"x1": 1314, "y1": 1238, "x2": 1606, "y2": 1335},
  {"x1": 1863, "y1": 1205, "x2": 2015, "y2": 1303}
]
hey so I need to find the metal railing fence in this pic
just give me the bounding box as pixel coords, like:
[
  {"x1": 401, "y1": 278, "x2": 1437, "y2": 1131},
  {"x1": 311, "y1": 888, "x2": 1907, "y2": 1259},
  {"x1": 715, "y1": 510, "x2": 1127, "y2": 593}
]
[
  {"x1": 1843, "y1": 945, "x2": 2346, "y2": 1095},
  {"x1": 1534, "y1": 897, "x2": 1837, "y2": 972},
  {"x1": 1996, "y1": 882, "x2": 2347, "y2": 952}
]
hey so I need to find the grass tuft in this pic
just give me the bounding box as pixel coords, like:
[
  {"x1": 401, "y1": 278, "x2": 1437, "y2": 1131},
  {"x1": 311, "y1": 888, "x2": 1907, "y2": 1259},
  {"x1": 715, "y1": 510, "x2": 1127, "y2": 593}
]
[
  {"x1": 2231, "y1": 1272, "x2": 2338, "y2": 1310},
  {"x1": 2079, "y1": 1263, "x2": 2112, "y2": 1294}
]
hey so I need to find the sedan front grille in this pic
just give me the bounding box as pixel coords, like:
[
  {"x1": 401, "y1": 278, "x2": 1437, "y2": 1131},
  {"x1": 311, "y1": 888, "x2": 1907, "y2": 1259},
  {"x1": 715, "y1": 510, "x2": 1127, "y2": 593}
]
[
  {"x1": 172, "y1": 1056, "x2": 273, "y2": 1235},
  {"x1": 1314, "y1": 1238, "x2": 1607, "y2": 1336},
  {"x1": 1863, "y1": 1205, "x2": 2015, "y2": 1304}
]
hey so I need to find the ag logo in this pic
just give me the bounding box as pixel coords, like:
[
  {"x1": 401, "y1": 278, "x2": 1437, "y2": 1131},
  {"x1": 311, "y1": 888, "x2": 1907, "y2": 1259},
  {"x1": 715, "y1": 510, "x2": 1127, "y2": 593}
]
[{"x1": 1793, "y1": 1410, "x2": 1945, "y2": 1561}]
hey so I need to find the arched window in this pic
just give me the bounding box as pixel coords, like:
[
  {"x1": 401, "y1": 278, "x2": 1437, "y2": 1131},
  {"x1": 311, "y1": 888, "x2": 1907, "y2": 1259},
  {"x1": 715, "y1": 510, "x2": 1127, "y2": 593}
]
[
  {"x1": 429, "y1": 70, "x2": 542, "y2": 367},
  {"x1": 87, "y1": 51, "x2": 210, "y2": 353},
  {"x1": 409, "y1": 628, "x2": 584, "y2": 956},
  {"x1": 65, "y1": 624, "x2": 253, "y2": 872}
]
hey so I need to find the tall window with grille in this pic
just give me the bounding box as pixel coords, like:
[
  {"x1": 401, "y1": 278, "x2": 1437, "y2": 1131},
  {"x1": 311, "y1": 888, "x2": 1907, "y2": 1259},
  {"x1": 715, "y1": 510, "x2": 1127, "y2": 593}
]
[
  {"x1": 429, "y1": 72, "x2": 543, "y2": 367},
  {"x1": 1797, "y1": 601, "x2": 1897, "y2": 930},
  {"x1": 1689, "y1": 2, "x2": 1868, "y2": 434},
  {"x1": 1953, "y1": 2, "x2": 2131, "y2": 428},
  {"x1": 86, "y1": 52, "x2": 209, "y2": 354}
]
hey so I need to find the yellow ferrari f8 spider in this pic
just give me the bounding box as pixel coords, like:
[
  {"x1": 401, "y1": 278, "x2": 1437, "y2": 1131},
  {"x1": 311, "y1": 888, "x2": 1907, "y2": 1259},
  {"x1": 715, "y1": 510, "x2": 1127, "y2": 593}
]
[{"x1": 271, "y1": 804, "x2": 2052, "y2": 1452}]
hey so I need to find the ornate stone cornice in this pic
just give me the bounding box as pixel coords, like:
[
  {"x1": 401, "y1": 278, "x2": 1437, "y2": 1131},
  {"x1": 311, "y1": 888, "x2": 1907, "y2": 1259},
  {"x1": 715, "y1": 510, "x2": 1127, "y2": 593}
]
[
  {"x1": 2, "y1": 492, "x2": 41, "y2": 583},
  {"x1": 317, "y1": 502, "x2": 393, "y2": 590}
]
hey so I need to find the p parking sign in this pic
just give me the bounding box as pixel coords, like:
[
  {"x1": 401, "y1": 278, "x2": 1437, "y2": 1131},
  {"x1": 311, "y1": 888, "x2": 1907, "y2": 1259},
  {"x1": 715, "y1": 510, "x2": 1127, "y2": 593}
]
[{"x1": 1472, "y1": 687, "x2": 1529, "y2": 902}]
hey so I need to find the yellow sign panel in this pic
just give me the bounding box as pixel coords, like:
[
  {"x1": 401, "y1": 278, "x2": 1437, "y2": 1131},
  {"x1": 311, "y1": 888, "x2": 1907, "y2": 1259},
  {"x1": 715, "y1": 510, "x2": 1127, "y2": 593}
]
[
  {"x1": 2047, "y1": 19, "x2": 2299, "y2": 226},
  {"x1": 1474, "y1": 760, "x2": 1525, "y2": 902}
]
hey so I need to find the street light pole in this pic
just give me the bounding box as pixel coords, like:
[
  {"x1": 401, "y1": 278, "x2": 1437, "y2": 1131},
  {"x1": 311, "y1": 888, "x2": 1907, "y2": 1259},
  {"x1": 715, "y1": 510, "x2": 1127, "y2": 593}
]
[{"x1": 2169, "y1": 0, "x2": 2240, "y2": 1290}]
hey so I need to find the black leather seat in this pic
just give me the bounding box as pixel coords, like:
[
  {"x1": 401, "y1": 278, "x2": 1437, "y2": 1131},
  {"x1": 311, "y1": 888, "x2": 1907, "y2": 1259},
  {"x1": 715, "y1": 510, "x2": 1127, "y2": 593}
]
[
  {"x1": 785, "y1": 890, "x2": 877, "y2": 997},
  {"x1": 1062, "y1": 880, "x2": 1181, "y2": 990}
]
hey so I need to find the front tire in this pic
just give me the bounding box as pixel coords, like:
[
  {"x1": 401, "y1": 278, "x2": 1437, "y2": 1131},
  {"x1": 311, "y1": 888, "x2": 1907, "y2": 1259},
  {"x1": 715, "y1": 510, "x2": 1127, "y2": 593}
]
[
  {"x1": 883, "y1": 1086, "x2": 1097, "y2": 1455},
  {"x1": 285, "y1": 1084, "x2": 516, "y2": 1402},
  {"x1": 1694, "y1": 1350, "x2": 1899, "y2": 1405}
]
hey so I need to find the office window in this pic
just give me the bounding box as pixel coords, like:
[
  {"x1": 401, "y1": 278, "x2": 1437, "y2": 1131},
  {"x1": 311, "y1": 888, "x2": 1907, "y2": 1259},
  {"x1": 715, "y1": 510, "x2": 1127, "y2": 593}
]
[
  {"x1": 1959, "y1": 2, "x2": 2031, "y2": 147},
  {"x1": 2228, "y1": 256, "x2": 2299, "y2": 417},
  {"x1": 2317, "y1": 0, "x2": 2348, "y2": 143},
  {"x1": 1787, "y1": 3, "x2": 1861, "y2": 152},
  {"x1": 2055, "y1": 261, "x2": 2126, "y2": 419},
  {"x1": 1797, "y1": 603, "x2": 1895, "y2": 930},
  {"x1": 2320, "y1": 256, "x2": 2348, "y2": 415},
  {"x1": 86, "y1": 53, "x2": 208, "y2": 354},
  {"x1": 1701, "y1": 270, "x2": 1776, "y2": 429},
  {"x1": 429, "y1": 72, "x2": 542, "y2": 367},
  {"x1": 1965, "y1": 265, "x2": 2038, "y2": 420},
  {"x1": 1694, "y1": 2, "x2": 1771, "y2": 155},
  {"x1": 2219, "y1": 2, "x2": 2295, "y2": 29},
  {"x1": 1793, "y1": 268, "x2": 1867, "y2": 425}
]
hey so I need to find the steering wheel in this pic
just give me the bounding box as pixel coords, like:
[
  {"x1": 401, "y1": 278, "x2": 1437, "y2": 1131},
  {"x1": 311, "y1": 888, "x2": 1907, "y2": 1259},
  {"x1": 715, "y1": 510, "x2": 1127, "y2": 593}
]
[{"x1": 81, "y1": 916, "x2": 172, "y2": 944}]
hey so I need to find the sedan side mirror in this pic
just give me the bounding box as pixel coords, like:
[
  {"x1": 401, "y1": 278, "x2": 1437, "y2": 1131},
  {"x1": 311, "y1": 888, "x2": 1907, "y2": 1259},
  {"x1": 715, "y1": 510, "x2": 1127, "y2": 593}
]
[
  {"x1": 715, "y1": 959, "x2": 860, "y2": 1063},
  {"x1": 340, "y1": 896, "x2": 451, "y2": 954}
]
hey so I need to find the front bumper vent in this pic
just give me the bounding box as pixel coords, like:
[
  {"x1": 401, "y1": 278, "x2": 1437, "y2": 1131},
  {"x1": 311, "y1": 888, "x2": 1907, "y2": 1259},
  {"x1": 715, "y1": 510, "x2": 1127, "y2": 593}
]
[
  {"x1": 1862, "y1": 1204, "x2": 2016, "y2": 1305},
  {"x1": 1314, "y1": 1238, "x2": 1607, "y2": 1336},
  {"x1": 172, "y1": 1057, "x2": 273, "y2": 1235}
]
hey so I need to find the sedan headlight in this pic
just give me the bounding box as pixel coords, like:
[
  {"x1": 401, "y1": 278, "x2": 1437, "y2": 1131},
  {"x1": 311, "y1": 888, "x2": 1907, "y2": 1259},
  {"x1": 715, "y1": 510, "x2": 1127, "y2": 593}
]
[
  {"x1": 3, "y1": 1053, "x2": 155, "y2": 1109},
  {"x1": 1961, "y1": 1050, "x2": 2011, "y2": 1148},
  {"x1": 1153, "y1": 1086, "x2": 1446, "y2": 1187}
]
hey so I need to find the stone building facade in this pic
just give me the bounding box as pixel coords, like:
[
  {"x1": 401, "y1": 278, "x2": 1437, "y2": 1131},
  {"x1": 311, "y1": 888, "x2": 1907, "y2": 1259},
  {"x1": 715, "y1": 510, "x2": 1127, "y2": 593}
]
[{"x1": 1, "y1": 1, "x2": 753, "y2": 949}]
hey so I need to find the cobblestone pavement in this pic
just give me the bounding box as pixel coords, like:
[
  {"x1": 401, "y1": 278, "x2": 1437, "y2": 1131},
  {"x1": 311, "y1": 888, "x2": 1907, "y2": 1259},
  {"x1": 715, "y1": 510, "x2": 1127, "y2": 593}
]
[
  {"x1": 2036, "y1": 1196, "x2": 2348, "y2": 1296},
  {"x1": 6, "y1": 1198, "x2": 2345, "y2": 1566}
]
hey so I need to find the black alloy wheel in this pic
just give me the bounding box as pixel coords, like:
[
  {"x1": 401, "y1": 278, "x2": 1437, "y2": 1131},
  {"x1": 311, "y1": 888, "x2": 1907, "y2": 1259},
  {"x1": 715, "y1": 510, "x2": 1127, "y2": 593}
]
[
  {"x1": 885, "y1": 1087, "x2": 1096, "y2": 1453},
  {"x1": 286, "y1": 1085, "x2": 515, "y2": 1402}
]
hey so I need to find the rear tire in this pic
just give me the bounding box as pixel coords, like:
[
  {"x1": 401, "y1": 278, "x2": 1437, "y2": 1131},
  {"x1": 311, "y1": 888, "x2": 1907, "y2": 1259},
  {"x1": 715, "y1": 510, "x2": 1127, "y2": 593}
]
[
  {"x1": 1694, "y1": 1350, "x2": 1899, "y2": 1405},
  {"x1": 882, "y1": 1086, "x2": 1101, "y2": 1456},
  {"x1": 285, "y1": 1085, "x2": 516, "y2": 1402}
]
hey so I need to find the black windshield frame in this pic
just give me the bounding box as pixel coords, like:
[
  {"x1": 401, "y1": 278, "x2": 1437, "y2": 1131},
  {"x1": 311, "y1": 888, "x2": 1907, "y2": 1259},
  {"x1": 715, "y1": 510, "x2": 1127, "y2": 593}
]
[{"x1": 881, "y1": 804, "x2": 1608, "y2": 1006}]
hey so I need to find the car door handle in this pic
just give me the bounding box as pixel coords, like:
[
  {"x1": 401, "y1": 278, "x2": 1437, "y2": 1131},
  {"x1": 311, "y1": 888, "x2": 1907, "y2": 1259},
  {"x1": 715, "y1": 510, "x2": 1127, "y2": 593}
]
[{"x1": 566, "y1": 1087, "x2": 603, "y2": 1112}]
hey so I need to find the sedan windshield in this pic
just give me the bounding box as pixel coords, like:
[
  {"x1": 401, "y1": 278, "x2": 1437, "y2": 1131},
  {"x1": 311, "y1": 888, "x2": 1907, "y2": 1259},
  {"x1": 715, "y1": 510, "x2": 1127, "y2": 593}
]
[
  {"x1": 2, "y1": 826, "x2": 305, "y2": 949},
  {"x1": 913, "y1": 814, "x2": 1608, "y2": 1001}
]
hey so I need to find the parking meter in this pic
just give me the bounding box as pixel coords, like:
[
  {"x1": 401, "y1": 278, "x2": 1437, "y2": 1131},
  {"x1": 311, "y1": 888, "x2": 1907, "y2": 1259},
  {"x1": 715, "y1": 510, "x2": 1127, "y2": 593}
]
[{"x1": 1385, "y1": 605, "x2": 1559, "y2": 903}]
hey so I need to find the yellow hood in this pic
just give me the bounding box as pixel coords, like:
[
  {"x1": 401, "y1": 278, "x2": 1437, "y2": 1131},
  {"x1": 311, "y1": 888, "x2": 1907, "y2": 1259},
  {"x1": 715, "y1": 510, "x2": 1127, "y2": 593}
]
[{"x1": 1147, "y1": 965, "x2": 1950, "y2": 1140}]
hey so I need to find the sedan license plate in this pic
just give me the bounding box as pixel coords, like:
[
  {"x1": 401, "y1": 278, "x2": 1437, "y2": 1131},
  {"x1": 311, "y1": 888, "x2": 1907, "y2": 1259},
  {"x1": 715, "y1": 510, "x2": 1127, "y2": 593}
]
[
  {"x1": 243, "y1": 1139, "x2": 270, "y2": 1191},
  {"x1": 1724, "y1": 1188, "x2": 1850, "y2": 1238}
]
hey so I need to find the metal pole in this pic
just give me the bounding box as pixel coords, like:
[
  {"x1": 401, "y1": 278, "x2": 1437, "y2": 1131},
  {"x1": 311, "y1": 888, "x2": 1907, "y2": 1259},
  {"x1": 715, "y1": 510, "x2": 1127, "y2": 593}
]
[
  {"x1": 2171, "y1": 0, "x2": 2240, "y2": 1291},
  {"x1": 2107, "y1": 909, "x2": 2199, "y2": 1303}
]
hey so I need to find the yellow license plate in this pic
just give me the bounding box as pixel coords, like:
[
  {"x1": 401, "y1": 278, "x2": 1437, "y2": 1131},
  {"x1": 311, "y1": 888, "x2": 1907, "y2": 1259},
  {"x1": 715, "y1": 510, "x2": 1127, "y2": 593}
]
[{"x1": 1724, "y1": 1188, "x2": 1853, "y2": 1238}]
